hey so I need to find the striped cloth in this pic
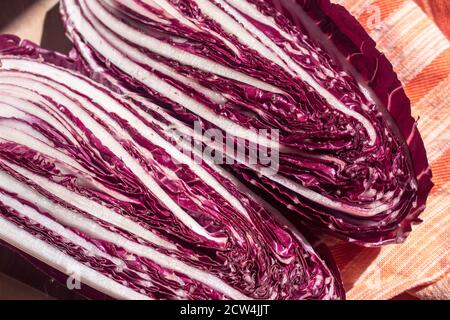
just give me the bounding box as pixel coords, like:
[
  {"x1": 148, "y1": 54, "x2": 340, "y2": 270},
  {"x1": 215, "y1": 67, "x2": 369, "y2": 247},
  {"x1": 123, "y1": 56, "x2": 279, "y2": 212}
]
[{"x1": 329, "y1": 0, "x2": 450, "y2": 300}]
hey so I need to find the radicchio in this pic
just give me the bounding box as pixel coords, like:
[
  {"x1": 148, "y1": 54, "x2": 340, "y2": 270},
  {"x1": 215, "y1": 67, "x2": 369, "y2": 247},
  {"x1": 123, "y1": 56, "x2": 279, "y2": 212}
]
[
  {"x1": 0, "y1": 35, "x2": 344, "y2": 300},
  {"x1": 60, "y1": 0, "x2": 433, "y2": 245}
]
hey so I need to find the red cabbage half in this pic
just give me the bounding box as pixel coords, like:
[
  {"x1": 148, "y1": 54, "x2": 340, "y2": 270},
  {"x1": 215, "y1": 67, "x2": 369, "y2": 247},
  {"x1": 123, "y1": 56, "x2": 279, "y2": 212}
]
[
  {"x1": 61, "y1": 0, "x2": 433, "y2": 245},
  {"x1": 0, "y1": 35, "x2": 344, "y2": 300}
]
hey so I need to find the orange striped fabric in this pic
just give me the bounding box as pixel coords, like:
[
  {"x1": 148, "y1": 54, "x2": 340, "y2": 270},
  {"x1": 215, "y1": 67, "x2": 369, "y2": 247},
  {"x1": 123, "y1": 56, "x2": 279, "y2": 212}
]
[
  {"x1": 415, "y1": 0, "x2": 450, "y2": 38},
  {"x1": 328, "y1": 0, "x2": 450, "y2": 300}
]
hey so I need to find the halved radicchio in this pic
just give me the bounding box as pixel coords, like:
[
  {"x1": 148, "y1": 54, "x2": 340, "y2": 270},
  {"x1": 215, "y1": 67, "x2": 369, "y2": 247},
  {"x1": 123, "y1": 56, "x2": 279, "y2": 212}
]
[
  {"x1": 61, "y1": 0, "x2": 433, "y2": 245},
  {"x1": 0, "y1": 35, "x2": 344, "y2": 300}
]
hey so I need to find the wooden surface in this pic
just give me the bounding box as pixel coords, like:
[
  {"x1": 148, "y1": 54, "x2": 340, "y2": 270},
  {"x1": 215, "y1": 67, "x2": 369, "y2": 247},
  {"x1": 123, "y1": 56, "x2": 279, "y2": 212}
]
[
  {"x1": 0, "y1": 0, "x2": 71, "y2": 52},
  {"x1": 0, "y1": 274, "x2": 51, "y2": 300}
]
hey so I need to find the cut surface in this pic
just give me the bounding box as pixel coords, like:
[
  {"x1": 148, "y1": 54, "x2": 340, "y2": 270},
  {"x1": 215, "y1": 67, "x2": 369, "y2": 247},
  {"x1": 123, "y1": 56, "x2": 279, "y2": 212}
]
[
  {"x1": 0, "y1": 39, "x2": 344, "y2": 299},
  {"x1": 61, "y1": 0, "x2": 433, "y2": 245}
]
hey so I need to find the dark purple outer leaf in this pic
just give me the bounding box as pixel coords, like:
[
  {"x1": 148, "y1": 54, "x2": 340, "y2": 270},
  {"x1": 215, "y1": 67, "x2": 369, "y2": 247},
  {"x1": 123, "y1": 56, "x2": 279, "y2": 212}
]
[{"x1": 308, "y1": 0, "x2": 433, "y2": 240}]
